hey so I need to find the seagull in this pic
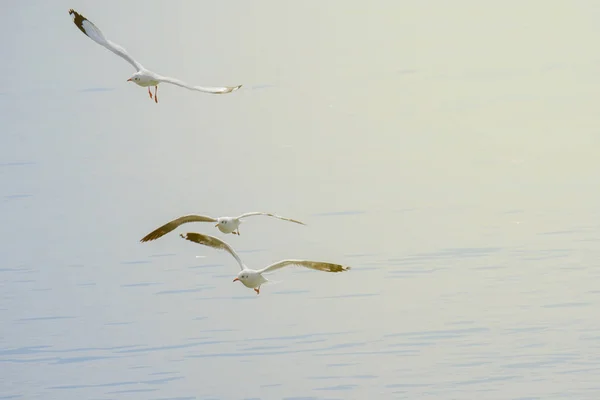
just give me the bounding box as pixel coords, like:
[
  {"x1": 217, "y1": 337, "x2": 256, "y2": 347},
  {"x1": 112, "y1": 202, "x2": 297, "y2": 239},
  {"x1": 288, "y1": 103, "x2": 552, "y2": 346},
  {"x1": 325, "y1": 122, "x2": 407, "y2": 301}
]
[
  {"x1": 140, "y1": 212, "x2": 305, "y2": 242},
  {"x1": 68, "y1": 9, "x2": 242, "y2": 103},
  {"x1": 179, "y1": 232, "x2": 350, "y2": 295}
]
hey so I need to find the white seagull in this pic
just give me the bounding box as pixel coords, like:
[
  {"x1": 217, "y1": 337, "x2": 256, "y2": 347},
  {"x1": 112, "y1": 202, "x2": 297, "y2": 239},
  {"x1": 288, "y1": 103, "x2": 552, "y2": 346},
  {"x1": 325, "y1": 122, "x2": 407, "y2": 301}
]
[
  {"x1": 140, "y1": 212, "x2": 305, "y2": 242},
  {"x1": 179, "y1": 232, "x2": 350, "y2": 295},
  {"x1": 68, "y1": 9, "x2": 242, "y2": 103}
]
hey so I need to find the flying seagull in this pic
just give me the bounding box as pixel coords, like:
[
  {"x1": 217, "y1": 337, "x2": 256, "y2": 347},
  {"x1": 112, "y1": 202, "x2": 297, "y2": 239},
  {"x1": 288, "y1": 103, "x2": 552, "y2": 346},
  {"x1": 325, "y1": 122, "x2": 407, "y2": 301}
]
[
  {"x1": 68, "y1": 9, "x2": 242, "y2": 103},
  {"x1": 179, "y1": 232, "x2": 350, "y2": 295},
  {"x1": 140, "y1": 212, "x2": 305, "y2": 242}
]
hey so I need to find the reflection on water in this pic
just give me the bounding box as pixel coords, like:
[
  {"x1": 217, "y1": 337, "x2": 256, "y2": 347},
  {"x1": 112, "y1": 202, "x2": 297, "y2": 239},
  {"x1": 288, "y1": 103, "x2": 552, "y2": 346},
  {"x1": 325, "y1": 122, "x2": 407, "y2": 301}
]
[{"x1": 2, "y1": 0, "x2": 600, "y2": 399}]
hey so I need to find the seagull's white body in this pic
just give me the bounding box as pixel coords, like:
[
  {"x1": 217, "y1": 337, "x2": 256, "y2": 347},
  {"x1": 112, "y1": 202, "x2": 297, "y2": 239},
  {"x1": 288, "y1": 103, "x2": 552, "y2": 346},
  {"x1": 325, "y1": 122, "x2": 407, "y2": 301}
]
[
  {"x1": 179, "y1": 232, "x2": 350, "y2": 295},
  {"x1": 216, "y1": 217, "x2": 245, "y2": 234},
  {"x1": 68, "y1": 9, "x2": 242, "y2": 103},
  {"x1": 140, "y1": 212, "x2": 305, "y2": 242},
  {"x1": 235, "y1": 269, "x2": 269, "y2": 291},
  {"x1": 128, "y1": 73, "x2": 160, "y2": 88}
]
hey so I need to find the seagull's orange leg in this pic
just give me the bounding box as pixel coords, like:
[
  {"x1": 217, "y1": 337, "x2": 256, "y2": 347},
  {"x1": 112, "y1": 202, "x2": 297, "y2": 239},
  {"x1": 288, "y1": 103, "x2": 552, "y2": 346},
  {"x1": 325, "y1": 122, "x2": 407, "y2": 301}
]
[
  {"x1": 147, "y1": 87, "x2": 153, "y2": 100},
  {"x1": 254, "y1": 287, "x2": 260, "y2": 295},
  {"x1": 154, "y1": 86, "x2": 158, "y2": 103}
]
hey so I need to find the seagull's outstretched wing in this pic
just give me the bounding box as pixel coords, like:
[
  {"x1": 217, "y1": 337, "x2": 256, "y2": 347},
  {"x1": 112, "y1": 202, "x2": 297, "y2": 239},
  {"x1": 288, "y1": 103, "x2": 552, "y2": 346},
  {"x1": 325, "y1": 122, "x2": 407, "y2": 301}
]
[
  {"x1": 69, "y1": 9, "x2": 144, "y2": 72},
  {"x1": 258, "y1": 260, "x2": 350, "y2": 274},
  {"x1": 140, "y1": 215, "x2": 218, "y2": 242},
  {"x1": 180, "y1": 232, "x2": 246, "y2": 271},
  {"x1": 237, "y1": 212, "x2": 305, "y2": 226},
  {"x1": 156, "y1": 75, "x2": 242, "y2": 94}
]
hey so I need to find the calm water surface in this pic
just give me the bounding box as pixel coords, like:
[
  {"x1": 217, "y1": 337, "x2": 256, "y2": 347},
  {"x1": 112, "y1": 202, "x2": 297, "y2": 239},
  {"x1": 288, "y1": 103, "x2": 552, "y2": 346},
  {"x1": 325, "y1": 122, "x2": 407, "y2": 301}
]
[{"x1": 2, "y1": 1, "x2": 600, "y2": 399}]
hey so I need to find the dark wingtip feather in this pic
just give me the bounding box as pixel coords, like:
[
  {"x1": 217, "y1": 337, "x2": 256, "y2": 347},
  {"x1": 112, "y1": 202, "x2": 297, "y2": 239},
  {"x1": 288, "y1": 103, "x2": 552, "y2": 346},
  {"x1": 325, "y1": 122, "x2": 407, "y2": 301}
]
[
  {"x1": 68, "y1": 9, "x2": 89, "y2": 36},
  {"x1": 334, "y1": 264, "x2": 350, "y2": 272},
  {"x1": 140, "y1": 231, "x2": 163, "y2": 243},
  {"x1": 180, "y1": 233, "x2": 197, "y2": 242},
  {"x1": 329, "y1": 263, "x2": 350, "y2": 272},
  {"x1": 225, "y1": 85, "x2": 242, "y2": 94}
]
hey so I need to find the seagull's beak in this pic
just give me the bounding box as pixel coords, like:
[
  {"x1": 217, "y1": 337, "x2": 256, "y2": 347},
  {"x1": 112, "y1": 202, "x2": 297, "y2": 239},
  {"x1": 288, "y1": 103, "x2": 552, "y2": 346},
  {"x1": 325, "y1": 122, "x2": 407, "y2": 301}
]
[
  {"x1": 233, "y1": 278, "x2": 239, "y2": 282},
  {"x1": 215, "y1": 224, "x2": 219, "y2": 227},
  {"x1": 127, "y1": 78, "x2": 132, "y2": 82}
]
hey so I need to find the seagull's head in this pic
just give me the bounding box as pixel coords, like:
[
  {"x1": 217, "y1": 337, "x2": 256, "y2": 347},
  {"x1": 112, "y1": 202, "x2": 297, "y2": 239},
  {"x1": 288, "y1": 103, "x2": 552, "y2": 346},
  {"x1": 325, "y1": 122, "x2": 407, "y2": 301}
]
[
  {"x1": 233, "y1": 270, "x2": 266, "y2": 289},
  {"x1": 215, "y1": 217, "x2": 237, "y2": 229},
  {"x1": 127, "y1": 73, "x2": 142, "y2": 84},
  {"x1": 233, "y1": 271, "x2": 251, "y2": 285}
]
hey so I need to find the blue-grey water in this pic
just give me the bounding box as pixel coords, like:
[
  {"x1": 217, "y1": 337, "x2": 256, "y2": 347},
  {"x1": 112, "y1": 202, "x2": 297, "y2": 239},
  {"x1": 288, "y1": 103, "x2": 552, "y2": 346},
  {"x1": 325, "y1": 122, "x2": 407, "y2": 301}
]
[{"x1": 2, "y1": 1, "x2": 600, "y2": 399}]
